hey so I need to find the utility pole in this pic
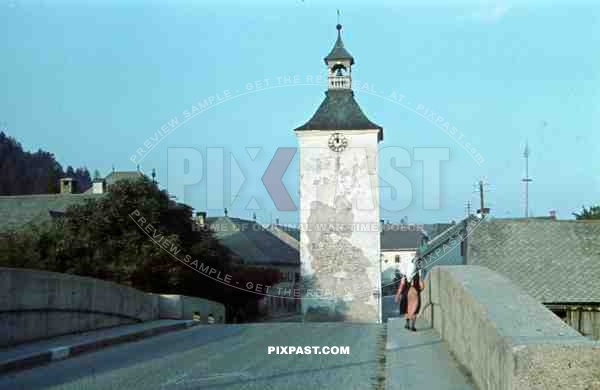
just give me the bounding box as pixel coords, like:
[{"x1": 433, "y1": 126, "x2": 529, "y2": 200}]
[
  {"x1": 479, "y1": 179, "x2": 485, "y2": 215},
  {"x1": 473, "y1": 177, "x2": 491, "y2": 216},
  {"x1": 522, "y1": 141, "x2": 533, "y2": 218}
]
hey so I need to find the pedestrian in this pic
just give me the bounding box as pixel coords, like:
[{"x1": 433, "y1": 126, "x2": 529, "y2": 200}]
[
  {"x1": 404, "y1": 269, "x2": 425, "y2": 332},
  {"x1": 393, "y1": 272, "x2": 409, "y2": 316}
]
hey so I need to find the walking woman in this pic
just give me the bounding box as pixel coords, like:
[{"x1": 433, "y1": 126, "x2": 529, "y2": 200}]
[
  {"x1": 395, "y1": 269, "x2": 425, "y2": 331},
  {"x1": 394, "y1": 272, "x2": 409, "y2": 316}
]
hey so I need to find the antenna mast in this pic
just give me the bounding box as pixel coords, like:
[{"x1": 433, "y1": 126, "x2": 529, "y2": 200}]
[{"x1": 522, "y1": 141, "x2": 533, "y2": 218}]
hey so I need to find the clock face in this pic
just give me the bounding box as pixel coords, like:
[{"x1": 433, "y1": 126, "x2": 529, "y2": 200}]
[{"x1": 328, "y1": 132, "x2": 348, "y2": 152}]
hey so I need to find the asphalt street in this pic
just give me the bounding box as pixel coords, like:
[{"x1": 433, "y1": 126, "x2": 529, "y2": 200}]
[{"x1": 0, "y1": 323, "x2": 384, "y2": 390}]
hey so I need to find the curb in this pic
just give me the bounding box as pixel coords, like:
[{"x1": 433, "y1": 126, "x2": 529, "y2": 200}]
[{"x1": 0, "y1": 320, "x2": 198, "y2": 375}]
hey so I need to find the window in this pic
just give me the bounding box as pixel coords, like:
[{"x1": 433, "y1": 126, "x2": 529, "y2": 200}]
[{"x1": 395, "y1": 255, "x2": 400, "y2": 263}]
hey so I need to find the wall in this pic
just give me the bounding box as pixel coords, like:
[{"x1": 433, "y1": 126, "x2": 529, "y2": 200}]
[
  {"x1": 0, "y1": 268, "x2": 158, "y2": 347},
  {"x1": 421, "y1": 266, "x2": 600, "y2": 390},
  {"x1": 158, "y1": 295, "x2": 225, "y2": 324},
  {"x1": 0, "y1": 268, "x2": 226, "y2": 347},
  {"x1": 381, "y1": 250, "x2": 415, "y2": 279},
  {"x1": 297, "y1": 130, "x2": 381, "y2": 322},
  {"x1": 420, "y1": 233, "x2": 465, "y2": 279},
  {"x1": 566, "y1": 307, "x2": 600, "y2": 340},
  {"x1": 257, "y1": 281, "x2": 301, "y2": 318}
]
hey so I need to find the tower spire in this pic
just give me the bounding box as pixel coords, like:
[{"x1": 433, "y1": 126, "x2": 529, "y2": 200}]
[{"x1": 324, "y1": 22, "x2": 354, "y2": 90}]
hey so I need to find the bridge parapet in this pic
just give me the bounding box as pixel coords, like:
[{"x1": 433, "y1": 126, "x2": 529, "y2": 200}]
[
  {"x1": 0, "y1": 268, "x2": 225, "y2": 347},
  {"x1": 421, "y1": 266, "x2": 600, "y2": 390}
]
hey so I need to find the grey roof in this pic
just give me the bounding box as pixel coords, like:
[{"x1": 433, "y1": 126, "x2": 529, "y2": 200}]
[
  {"x1": 467, "y1": 219, "x2": 600, "y2": 304},
  {"x1": 267, "y1": 224, "x2": 300, "y2": 249},
  {"x1": 207, "y1": 217, "x2": 299, "y2": 266},
  {"x1": 84, "y1": 171, "x2": 145, "y2": 193},
  {"x1": 419, "y1": 216, "x2": 480, "y2": 258},
  {"x1": 324, "y1": 26, "x2": 354, "y2": 65},
  {"x1": 0, "y1": 193, "x2": 102, "y2": 232},
  {"x1": 270, "y1": 224, "x2": 300, "y2": 241},
  {"x1": 380, "y1": 226, "x2": 423, "y2": 250},
  {"x1": 422, "y1": 223, "x2": 455, "y2": 239},
  {"x1": 294, "y1": 90, "x2": 383, "y2": 140}
]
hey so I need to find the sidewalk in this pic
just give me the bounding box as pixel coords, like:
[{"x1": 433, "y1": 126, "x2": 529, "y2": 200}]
[
  {"x1": 385, "y1": 318, "x2": 477, "y2": 390},
  {"x1": 0, "y1": 319, "x2": 198, "y2": 374}
]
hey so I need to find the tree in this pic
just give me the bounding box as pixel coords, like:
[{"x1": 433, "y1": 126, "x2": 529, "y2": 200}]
[
  {"x1": 573, "y1": 205, "x2": 600, "y2": 220},
  {"x1": 0, "y1": 131, "x2": 92, "y2": 194},
  {"x1": 0, "y1": 177, "x2": 279, "y2": 322}
]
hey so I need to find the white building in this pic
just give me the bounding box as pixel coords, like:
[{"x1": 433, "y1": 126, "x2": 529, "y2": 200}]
[{"x1": 294, "y1": 24, "x2": 384, "y2": 323}]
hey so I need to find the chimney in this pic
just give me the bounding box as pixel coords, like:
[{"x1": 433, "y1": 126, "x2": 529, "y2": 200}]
[
  {"x1": 196, "y1": 211, "x2": 206, "y2": 227},
  {"x1": 92, "y1": 177, "x2": 106, "y2": 194},
  {"x1": 224, "y1": 208, "x2": 228, "y2": 217},
  {"x1": 60, "y1": 178, "x2": 78, "y2": 194},
  {"x1": 275, "y1": 217, "x2": 280, "y2": 225},
  {"x1": 549, "y1": 210, "x2": 556, "y2": 219}
]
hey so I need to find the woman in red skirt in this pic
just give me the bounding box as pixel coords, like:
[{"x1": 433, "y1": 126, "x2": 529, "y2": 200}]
[{"x1": 395, "y1": 269, "x2": 425, "y2": 331}]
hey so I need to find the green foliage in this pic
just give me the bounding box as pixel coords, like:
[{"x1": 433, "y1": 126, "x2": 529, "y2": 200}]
[
  {"x1": 0, "y1": 178, "x2": 280, "y2": 322},
  {"x1": 573, "y1": 205, "x2": 600, "y2": 220},
  {"x1": 0, "y1": 131, "x2": 91, "y2": 194}
]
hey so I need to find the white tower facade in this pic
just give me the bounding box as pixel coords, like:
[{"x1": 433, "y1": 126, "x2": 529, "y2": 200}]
[{"x1": 294, "y1": 24, "x2": 383, "y2": 323}]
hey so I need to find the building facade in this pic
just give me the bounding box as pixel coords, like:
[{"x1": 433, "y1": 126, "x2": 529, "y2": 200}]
[{"x1": 294, "y1": 24, "x2": 383, "y2": 323}]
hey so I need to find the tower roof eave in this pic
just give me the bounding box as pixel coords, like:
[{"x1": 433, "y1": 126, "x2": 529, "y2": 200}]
[{"x1": 294, "y1": 90, "x2": 383, "y2": 141}]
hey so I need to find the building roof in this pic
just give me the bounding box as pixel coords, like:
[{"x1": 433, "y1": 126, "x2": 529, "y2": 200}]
[
  {"x1": 380, "y1": 226, "x2": 423, "y2": 251},
  {"x1": 417, "y1": 216, "x2": 481, "y2": 259},
  {"x1": 105, "y1": 171, "x2": 144, "y2": 187},
  {"x1": 84, "y1": 170, "x2": 145, "y2": 193},
  {"x1": 294, "y1": 90, "x2": 383, "y2": 140},
  {"x1": 422, "y1": 223, "x2": 455, "y2": 239},
  {"x1": 0, "y1": 193, "x2": 102, "y2": 232},
  {"x1": 267, "y1": 224, "x2": 300, "y2": 251},
  {"x1": 207, "y1": 217, "x2": 299, "y2": 266},
  {"x1": 467, "y1": 219, "x2": 600, "y2": 304},
  {"x1": 324, "y1": 25, "x2": 354, "y2": 65}
]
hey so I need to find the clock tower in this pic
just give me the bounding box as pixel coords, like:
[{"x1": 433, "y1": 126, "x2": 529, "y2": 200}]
[{"x1": 294, "y1": 24, "x2": 383, "y2": 323}]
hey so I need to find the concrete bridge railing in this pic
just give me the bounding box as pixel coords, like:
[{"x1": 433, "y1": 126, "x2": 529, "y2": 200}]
[
  {"x1": 0, "y1": 267, "x2": 224, "y2": 347},
  {"x1": 421, "y1": 266, "x2": 600, "y2": 390}
]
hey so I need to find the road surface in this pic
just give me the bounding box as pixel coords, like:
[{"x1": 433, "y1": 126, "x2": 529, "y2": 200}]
[{"x1": 0, "y1": 323, "x2": 383, "y2": 390}]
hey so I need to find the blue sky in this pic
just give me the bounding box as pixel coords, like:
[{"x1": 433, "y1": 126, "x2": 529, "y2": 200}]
[{"x1": 1, "y1": 0, "x2": 599, "y2": 224}]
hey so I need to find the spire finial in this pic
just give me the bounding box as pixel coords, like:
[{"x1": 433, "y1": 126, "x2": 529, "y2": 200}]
[{"x1": 336, "y1": 9, "x2": 342, "y2": 32}]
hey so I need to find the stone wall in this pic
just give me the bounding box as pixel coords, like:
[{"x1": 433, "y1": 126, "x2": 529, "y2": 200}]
[
  {"x1": 158, "y1": 294, "x2": 225, "y2": 323},
  {"x1": 0, "y1": 267, "x2": 159, "y2": 347},
  {"x1": 421, "y1": 266, "x2": 600, "y2": 390},
  {"x1": 297, "y1": 130, "x2": 381, "y2": 323},
  {"x1": 0, "y1": 268, "x2": 225, "y2": 346}
]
